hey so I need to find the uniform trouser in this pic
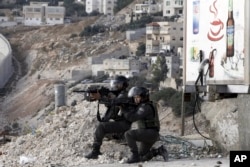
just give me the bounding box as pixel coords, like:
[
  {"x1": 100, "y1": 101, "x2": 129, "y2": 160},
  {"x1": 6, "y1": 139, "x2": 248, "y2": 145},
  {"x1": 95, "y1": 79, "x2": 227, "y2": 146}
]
[
  {"x1": 93, "y1": 120, "x2": 131, "y2": 148},
  {"x1": 124, "y1": 129, "x2": 159, "y2": 157}
]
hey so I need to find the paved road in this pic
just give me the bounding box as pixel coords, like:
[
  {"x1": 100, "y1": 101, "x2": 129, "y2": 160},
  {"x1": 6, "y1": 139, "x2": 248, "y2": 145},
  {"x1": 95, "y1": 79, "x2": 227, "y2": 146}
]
[{"x1": 80, "y1": 157, "x2": 229, "y2": 167}]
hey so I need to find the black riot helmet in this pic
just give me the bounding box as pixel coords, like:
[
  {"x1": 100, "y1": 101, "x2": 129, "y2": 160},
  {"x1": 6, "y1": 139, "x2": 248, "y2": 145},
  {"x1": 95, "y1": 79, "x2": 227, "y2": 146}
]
[
  {"x1": 110, "y1": 75, "x2": 129, "y2": 91},
  {"x1": 128, "y1": 86, "x2": 149, "y2": 102}
]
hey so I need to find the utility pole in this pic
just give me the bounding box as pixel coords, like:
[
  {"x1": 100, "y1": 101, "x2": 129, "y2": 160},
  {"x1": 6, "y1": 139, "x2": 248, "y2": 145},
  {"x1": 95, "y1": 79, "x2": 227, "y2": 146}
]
[{"x1": 181, "y1": 86, "x2": 185, "y2": 136}]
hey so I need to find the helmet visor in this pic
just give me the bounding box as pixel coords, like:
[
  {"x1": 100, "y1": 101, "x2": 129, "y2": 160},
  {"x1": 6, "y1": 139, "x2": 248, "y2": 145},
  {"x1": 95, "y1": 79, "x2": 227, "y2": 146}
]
[{"x1": 110, "y1": 80, "x2": 122, "y2": 90}]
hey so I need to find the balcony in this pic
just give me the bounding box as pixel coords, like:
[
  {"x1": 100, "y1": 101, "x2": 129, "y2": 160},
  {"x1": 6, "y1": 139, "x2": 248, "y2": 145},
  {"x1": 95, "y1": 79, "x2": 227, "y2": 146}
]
[
  {"x1": 146, "y1": 27, "x2": 160, "y2": 34},
  {"x1": 147, "y1": 40, "x2": 160, "y2": 46},
  {"x1": 146, "y1": 47, "x2": 160, "y2": 54}
]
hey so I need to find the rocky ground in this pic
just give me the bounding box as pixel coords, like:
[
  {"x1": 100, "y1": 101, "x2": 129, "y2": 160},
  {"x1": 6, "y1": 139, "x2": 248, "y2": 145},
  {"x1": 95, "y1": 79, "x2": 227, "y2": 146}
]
[
  {"x1": 0, "y1": 12, "x2": 226, "y2": 167},
  {"x1": 0, "y1": 93, "x2": 222, "y2": 166}
]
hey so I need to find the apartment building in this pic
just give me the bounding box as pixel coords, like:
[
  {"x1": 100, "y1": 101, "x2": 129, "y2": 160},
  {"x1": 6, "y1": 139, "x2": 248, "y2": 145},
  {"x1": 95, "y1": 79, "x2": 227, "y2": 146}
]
[
  {"x1": 0, "y1": 0, "x2": 16, "y2": 5},
  {"x1": 74, "y1": 0, "x2": 85, "y2": 5},
  {"x1": 125, "y1": 1, "x2": 162, "y2": 23},
  {"x1": 145, "y1": 21, "x2": 183, "y2": 56},
  {"x1": 146, "y1": 21, "x2": 183, "y2": 79},
  {"x1": 134, "y1": 2, "x2": 162, "y2": 15},
  {"x1": 85, "y1": 0, "x2": 117, "y2": 15},
  {"x1": 103, "y1": 58, "x2": 140, "y2": 78},
  {"x1": 23, "y1": 2, "x2": 65, "y2": 26},
  {"x1": 163, "y1": 0, "x2": 183, "y2": 17}
]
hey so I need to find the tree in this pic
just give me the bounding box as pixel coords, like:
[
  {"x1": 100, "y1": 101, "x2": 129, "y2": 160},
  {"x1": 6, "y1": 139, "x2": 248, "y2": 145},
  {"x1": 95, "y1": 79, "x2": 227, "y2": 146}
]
[
  {"x1": 151, "y1": 55, "x2": 168, "y2": 83},
  {"x1": 114, "y1": 0, "x2": 134, "y2": 14},
  {"x1": 136, "y1": 42, "x2": 145, "y2": 56}
]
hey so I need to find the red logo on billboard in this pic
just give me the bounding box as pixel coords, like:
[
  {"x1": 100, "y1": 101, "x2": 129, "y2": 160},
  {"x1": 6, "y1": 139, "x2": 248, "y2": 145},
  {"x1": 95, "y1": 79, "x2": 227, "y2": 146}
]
[{"x1": 207, "y1": 0, "x2": 224, "y2": 41}]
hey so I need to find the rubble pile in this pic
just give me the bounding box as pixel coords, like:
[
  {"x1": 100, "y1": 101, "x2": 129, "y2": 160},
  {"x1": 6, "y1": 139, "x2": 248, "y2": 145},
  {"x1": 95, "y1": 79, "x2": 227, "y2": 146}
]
[
  {"x1": 0, "y1": 100, "x2": 130, "y2": 166},
  {"x1": 0, "y1": 88, "x2": 217, "y2": 166}
]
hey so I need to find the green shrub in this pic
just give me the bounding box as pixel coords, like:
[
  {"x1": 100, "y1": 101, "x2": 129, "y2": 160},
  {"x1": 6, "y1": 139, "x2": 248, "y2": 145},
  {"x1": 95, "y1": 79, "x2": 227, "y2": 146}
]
[
  {"x1": 151, "y1": 88, "x2": 196, "y2": 117},
  {"x1": 151, "y1": 87, "x2": 176, "y2": 103},
  {"x1": 168, "y1": 91, "x2": 182, "y2": 116}
]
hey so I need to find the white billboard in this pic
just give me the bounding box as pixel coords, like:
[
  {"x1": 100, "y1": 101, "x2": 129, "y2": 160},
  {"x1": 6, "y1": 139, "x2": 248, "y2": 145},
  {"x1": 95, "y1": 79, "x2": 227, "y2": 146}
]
[{"x1": 185, "y1": 0, "x2": 245, "y2": 85}]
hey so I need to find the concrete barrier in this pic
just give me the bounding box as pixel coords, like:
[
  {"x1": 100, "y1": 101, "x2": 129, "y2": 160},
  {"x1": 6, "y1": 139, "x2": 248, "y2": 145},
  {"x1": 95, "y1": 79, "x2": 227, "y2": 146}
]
[{"x1": 0, "y1": 34, "x2": 13, "y2": 88}]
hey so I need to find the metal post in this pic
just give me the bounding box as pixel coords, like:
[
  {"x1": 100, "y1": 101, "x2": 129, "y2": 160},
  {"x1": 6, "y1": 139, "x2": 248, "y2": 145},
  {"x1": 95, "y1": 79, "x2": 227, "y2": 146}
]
[{"x1": 181, "y1": 86, "x2": 185, "y2": 136}]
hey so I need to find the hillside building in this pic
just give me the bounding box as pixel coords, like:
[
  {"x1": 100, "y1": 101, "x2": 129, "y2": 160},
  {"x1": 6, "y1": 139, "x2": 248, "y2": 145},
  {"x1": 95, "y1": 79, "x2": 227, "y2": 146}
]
[
  {"x1": 103, "y1": 57, "x2": 140, "y2": 78},
  {"x1": 146, "y1": 21, "x2": 183, "y2": 56},
  {"x1": 125, "y1": 0, "x2": 162, "y2": 23},
  {"x1": 0, "y1": 0, "x2": 16, "y2": 5},
  {"x1": 163, "y1": 0, "x2": 183, "y2": 17},
  {"x1": 85, "y1": 0, "x2": 117, "y2": 15},
  {"x1": 23, "y1": 1, "x2": 65, "y2": 26}
]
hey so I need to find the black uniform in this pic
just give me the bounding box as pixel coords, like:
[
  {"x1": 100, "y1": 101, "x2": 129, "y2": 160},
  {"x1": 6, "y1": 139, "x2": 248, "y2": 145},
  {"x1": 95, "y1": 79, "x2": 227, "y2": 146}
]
[
  {"x1": 123, "y1": 101, "x2": 160, "y2": 161},
  {"x1": 92, "y1": 90, "x2": 133, "y2": 148},
  {"x1": 85, "y1": 77, "x2": 135, "y2": 159}
]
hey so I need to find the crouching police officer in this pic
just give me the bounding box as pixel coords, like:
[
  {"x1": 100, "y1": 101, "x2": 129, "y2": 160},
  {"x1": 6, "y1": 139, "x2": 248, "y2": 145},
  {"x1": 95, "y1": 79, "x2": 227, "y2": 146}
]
[
  {"x1": 84, "y1": 75, "x2": 134, "y2": 159},
  {"x1": 123, "y1": 86, "x2": 168, "y2": 163}
]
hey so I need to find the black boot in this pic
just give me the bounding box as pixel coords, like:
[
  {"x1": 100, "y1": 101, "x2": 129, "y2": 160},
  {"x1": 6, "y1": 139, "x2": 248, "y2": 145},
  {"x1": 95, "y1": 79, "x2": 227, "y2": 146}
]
[
  {"x1": 126, "y1": 152, "x2": 141, "y2": 163},
  {"x1": 84, "y1": 145, "x2": 102, "y2": 159},
  {"x1": 157, "y1": 145, "x2": 169, "y2": 161}
]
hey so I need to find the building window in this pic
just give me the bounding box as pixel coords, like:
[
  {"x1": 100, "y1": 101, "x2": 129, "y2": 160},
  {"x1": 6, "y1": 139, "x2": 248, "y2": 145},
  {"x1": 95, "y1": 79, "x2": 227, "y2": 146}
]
[
  {"x1": 173, "y1": 27, "x2": 176, "y2": 30},
  {"x1": 175, "y1": 0, "x2": 183, "y2": 5},
  {"x1": 166, "y1": 0, "x2": 170, "y2": 6},
  {"x1": 34, "y1": 8, "x2": 41, "y2": 12},
  {"x1": 26, "y1": 8, "x2": 33, "y2": 12},
  {"x1": 180, "y1": 27, "x2": 183, "y2": 31},
  {"x1": 180, "y1": 37, "x2": 183, "y2": 41},
  {"x1": 172, "y1": 37, "x2": 176, "y2": 41},
  {"x1": 179, "y1": 9, "x2": 183, "y2": 14},
  {"x1": 147, "y1": 34, "x2": 152, "y2": 40},
  {"x1": 166, "y1": 10, "x2": 170, "y2": 14}
]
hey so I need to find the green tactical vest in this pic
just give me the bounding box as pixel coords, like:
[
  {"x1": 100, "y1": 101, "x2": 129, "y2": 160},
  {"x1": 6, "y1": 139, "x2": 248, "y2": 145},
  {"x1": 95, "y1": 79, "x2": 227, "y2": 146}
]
[{"x1": 137, "y1": 101, "x2": 160, "y2": 131}]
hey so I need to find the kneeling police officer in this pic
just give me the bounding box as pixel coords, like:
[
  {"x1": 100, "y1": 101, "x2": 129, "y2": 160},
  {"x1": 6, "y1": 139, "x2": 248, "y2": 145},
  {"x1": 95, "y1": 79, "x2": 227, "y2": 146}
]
[{"x1": 123, "y1": 86, "x2": 168, "y2": 163}]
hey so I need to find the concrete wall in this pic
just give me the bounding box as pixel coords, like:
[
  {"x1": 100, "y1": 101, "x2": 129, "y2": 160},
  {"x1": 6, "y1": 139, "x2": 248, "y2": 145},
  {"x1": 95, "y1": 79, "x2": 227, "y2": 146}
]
[
  {"x1": 71, "y1": 70, "x2": 92, "y2": 81},
  {"x1": 126, "y1": 28, "x2": 146, "y2": 41},
  {"x1": 200, "y1": 95, "x2": 250, "y2": 152},
  {"x1": 0, "y1": 34, "x2": 13, "y2": 88},
  {"x1": 237, "y1": 94, "x2": 250, "y2": 150},
  {"x1": 201, "y1": 99, "x2": 240, "y2": 152}
]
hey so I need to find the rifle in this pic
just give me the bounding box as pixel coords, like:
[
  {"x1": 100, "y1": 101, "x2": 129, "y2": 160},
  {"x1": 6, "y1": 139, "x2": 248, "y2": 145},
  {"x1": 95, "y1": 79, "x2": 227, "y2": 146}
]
[
  {"x1": 73, "y1": 86, "x2": 119, "y2": 101},
  {"x1": 99, "y1": 97, "x2": 137, "y2": 107}
]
